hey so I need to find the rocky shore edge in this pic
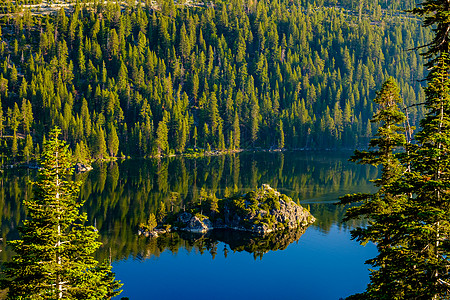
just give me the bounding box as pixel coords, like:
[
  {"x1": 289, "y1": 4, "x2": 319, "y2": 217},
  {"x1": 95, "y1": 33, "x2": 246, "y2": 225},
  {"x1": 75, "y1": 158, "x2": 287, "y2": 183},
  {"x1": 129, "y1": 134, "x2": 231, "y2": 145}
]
[{"x1": 138, "y1": 184, "x2": 315, "y2": 238}]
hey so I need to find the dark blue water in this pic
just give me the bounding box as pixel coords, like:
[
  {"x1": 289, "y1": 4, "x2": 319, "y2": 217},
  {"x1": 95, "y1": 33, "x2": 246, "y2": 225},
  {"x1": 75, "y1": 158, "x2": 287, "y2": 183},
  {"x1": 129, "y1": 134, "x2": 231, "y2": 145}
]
[
  {"x1": 106, "y1": 152, "x2": 378, "y2": 299},
  {"x1": 0, "y1": 151, "x2": 378, "y2": 299},
  {"x1": 113, "y1": 224, "x2": 376, "y2": 299}
]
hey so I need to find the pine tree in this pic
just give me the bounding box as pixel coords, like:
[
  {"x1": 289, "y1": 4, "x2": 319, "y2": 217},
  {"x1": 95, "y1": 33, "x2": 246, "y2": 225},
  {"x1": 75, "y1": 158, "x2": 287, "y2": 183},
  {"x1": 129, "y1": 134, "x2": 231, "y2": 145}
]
[
  {"x1": 147, "y1": 213, "x2": 157, "y2": 231},
  {"x1": 278, "y1": 119, "x2": 285, "y2": 149},
  {"x1": 107, "y1": 123, "x2": 119, "y2": 157},
  {"x1": 95, "y1": 126, "x2": 108, "y2": 160},
  {"x1": 233, "y1": 111, "x2": 240, "y2": 150},
  {"x1": 156, "y1": 118, "x2": 169, "y2": 156},
  {"x1": 209, "y1": 193, "x2": 219, "y2": 215},
  {"x1": 10, "y1": 102, "x2": 20, "y2": 134},
  {"x1": 21, "y1": 98, "x2": 33, "y2": 134},
  {"x1": 411, "y1": 1, "x2": 450, "y2": 64},
  {"x1": 0, "y1": 96, "x2": 3, "y2": 136},
  {"x1": 1, "y1": 127, "x2": 121, "y2": 299},
  {"x1": 250, "y1": 93, "x2": 259, "y2": 147},
  {"x1": 398, "y1": 53, "x2": 450, "y2": 299},
  {"x1": 193, "y1": 126, "x2": 198, "y2": 148},
  {"x1": 23, "y1": 133, "x2": 33, "y2": 164},
  {"x1": 157, "y1": 201, "x2": 166, "y2": 224},
  {"x1": 339, "y1": 77, "x2": 408, "y2": 298}
]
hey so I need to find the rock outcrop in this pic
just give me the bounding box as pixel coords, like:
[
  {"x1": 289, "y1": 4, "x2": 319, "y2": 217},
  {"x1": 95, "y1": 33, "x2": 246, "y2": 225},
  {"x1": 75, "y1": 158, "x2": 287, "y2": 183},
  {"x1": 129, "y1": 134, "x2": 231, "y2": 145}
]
[
  {"x1": 74, "y1": 163, "x2": 93, "y2": 173},
  {"x1": 177, "y1": 212, "x2": 213, "y2": 233},
  {"x1": 173, "y1": 184, "x2": 315, "y2": 234}
]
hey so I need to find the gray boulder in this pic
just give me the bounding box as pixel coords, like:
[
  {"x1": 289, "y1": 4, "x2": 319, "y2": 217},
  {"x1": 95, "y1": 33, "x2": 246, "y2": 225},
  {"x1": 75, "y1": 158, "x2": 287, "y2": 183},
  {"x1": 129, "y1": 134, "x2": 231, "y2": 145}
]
[
  {"x1": 74, "y1": 163, "x2": 93, "y2": 173},
  {"x1": 177, "y1": 212, "x2": 214, "y2": 233}
]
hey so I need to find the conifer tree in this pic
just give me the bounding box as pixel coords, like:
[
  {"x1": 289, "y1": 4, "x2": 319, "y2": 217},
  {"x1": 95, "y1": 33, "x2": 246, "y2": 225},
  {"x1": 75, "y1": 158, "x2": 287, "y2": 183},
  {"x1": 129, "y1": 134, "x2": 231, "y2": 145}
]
[
  {"x1": 95, "y1": 126, "x2": 108, "y2": 160},
  {"x1": 23, "y1": 133, "x2": 33, "y2": 164},
  {"x1": 146, "y1": 213, "x2": 157, "y2": 231},
  {"x1": 278, "y1": 119, "x2": 285, "y2": 149},
  {"x1": 21, "y1": 99, "x2": 32, "y2": 134},
  {"x1": 156, "y1": 118, "x2": 169, "y2": 156},
  {"x1": 107, "y1": 123, "x2": 119, "y2": 157},
  {"x1": 10, "y1": 102, "x2": 20, "y2": 134},
  {"x1": 157, "y1": 201, "x2": 166, "y2": 224},
  {"x1": 11, "y1": 131, "x2": 18, "y2": 159},
  {"x1": 1, "y1": 127, "x2": 121, "y2": 299},
  {"x1": 233, "y1": 111, "x2": 240, "y2": 150},
  {"x1": 339, "y1": 77, "x2": 408, "y2": 298},
  {"x1": 209, "y1": 193, "x2": 219, "y2": 215},
  {"x1": 398, "y1": 53, "x2": 450, "y2": 299},
  {"x1": 193, "y1": 126, "x2": 198, "y2": 148},
  {"x1": 411, "y1": 1, "x2": 450, "y2": 64},
  {"x1": 0, "y1": 96, "x2": 3, "y2": 137}
]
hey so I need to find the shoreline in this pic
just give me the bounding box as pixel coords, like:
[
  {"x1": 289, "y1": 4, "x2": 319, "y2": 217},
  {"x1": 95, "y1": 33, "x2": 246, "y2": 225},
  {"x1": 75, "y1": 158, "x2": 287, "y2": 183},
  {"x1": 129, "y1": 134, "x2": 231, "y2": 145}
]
[{"x1": 0, "y1": 147, "x2": 359, "y2": 170}]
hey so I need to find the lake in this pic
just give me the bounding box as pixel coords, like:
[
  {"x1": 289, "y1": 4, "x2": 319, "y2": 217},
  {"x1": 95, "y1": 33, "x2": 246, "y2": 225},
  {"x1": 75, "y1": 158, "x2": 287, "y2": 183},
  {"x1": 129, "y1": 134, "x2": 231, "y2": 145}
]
[{"x1": 0, "y1": 151, "x2": 378, "y2": 299}]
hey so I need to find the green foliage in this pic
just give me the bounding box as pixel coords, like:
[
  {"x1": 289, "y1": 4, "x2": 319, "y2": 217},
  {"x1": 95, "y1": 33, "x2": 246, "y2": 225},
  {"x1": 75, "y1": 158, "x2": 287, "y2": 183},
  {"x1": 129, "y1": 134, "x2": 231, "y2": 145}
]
[
  {"x1": 147, "y1": 213, "x2": 157, "y2": 231},
  {"x1": 209, "y1": 194, "x2": 219, "y2": 215},
  {"x1": 1, "y1": 127, "x2": 121, "y2": 299},
  {"x1": 23, "y1": 133, "x2": 33, "y2": 163},
  {"x1": 107, "y1": 123, "x2": 120, "y2": 158},
  {"x1": 0, "y1": 1, "x2": 429, "y2": 165},
  {"x1": 232, "y1": 197, "x2": 248, "y2": 216},
  {"x1": 339, "y1": 77, "x2": 411, "y2": 298},
  {"x1": 0, "y1": 148, "x2": 372, "y2": 266},
  {"x1": 341, "y1": 4, "x2": 450, "y2": 294},
  {"x1": 157, "y1": 201, "x2": 167, "y2": 224}
]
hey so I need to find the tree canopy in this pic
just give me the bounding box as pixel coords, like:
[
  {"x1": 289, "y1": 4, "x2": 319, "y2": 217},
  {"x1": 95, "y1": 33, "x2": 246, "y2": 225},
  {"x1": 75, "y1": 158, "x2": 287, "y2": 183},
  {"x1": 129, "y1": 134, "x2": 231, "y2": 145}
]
[
  {"x1": 0, "y1": 0, "x2": 429, "y2": 164},
  {"x1": 342, "y1": 0, "x2": 450, "y2": 297},
  {"x1": 1, "y1": 127, "x2": 121, "y2": 299}
]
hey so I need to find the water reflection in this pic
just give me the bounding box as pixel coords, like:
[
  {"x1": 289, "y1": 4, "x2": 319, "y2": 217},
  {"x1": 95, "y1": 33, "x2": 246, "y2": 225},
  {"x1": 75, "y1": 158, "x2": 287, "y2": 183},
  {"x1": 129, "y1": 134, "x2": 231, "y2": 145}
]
[
  {"x1": 132, "y1": 227, "x2": 309, "y2": 262},
  {"x1": 0, "y1": 151, "x2": 377, "y2": 262}
]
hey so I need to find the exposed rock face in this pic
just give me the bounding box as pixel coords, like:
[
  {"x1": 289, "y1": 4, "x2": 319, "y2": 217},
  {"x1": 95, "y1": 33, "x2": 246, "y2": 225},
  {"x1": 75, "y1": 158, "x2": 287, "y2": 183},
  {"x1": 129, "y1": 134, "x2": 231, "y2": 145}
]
[
  {"x1": 174, "y1": 185, "x2": 315, "y2": 234},
  {"x1": 272, "y1": 195, "x2": 314, "y2": 227},
  {"x1": 220, "y1": 184, "x2": 315, "y2": 233},
  {"x1": 177, "y1": 213, "x2": 213, "y2": 233},
  {"x1": 74, "y1": 163, "x2": 93, "y2": 173}
]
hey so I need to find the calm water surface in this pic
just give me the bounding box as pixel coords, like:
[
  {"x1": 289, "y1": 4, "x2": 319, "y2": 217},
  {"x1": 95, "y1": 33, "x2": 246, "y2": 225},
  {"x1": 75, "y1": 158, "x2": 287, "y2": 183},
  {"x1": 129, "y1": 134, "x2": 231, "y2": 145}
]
[
  {"x1": 0, "y1": 151, "x2": 378, "y2": 299},
  {"x1": 113, "y1": 224, "x2": 375, "y2": 300}
]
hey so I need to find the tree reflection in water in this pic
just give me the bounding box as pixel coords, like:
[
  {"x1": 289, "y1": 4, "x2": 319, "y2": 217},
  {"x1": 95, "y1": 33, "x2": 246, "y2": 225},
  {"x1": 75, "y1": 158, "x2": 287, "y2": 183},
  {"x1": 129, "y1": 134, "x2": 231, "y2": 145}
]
[
  {"x1": 0, "y1": 151, "x2": 377, "y2": 263},
  {"x1": 133, "y1": 227, "x2": 308, "y2": 261}
]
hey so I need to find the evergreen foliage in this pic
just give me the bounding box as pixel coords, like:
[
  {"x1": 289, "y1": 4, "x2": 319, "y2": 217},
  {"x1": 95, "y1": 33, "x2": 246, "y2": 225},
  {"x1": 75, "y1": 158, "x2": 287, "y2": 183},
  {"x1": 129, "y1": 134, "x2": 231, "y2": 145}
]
[
  {"x1": 157, "y1": 201, "x2": 166, "y2": 224},
  {"x1": 1, "y1": 127, "x2": 121, "y2": 299},
  {"x1": 0, "y1": 0, "x2": 429, "y2": 163},
  {"x1": 339, "y1": 77, "x2": 409, "y2": 298},
  {"x1": 0, "y1": 150, "x2": 372, "y2": 265},
  {"x1": 342, "y1": 0, "x2": 450, "y2": 296}
]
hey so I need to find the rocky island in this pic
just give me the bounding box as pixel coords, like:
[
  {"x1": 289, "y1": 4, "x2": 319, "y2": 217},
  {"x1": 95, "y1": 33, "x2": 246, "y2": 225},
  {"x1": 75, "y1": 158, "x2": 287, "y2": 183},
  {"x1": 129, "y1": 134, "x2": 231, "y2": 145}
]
[{"x1": 138, "y1": 184, "x2": 315, "y2": 237}]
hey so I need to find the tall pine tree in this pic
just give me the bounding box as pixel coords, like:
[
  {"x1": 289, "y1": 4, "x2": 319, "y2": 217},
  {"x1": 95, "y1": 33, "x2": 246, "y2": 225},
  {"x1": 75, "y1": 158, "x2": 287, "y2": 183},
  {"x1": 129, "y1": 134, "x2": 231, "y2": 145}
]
[
  {"x1": 339, "y1": 77, "x2": 409, "y2": 299},
  {"x1": 1, "y1": 127, "x2": 121, "y2": 299}
]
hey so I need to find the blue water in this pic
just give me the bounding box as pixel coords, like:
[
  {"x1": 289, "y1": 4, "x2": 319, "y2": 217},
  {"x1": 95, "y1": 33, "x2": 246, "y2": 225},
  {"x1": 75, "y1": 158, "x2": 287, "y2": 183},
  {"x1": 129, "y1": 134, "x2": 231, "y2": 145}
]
[
  {"x1": 0, "y1": 151, "x2": 379, "y2": 299},
  {"x1": 113, "y1": 224, "x2": 376, "y2": 299}
]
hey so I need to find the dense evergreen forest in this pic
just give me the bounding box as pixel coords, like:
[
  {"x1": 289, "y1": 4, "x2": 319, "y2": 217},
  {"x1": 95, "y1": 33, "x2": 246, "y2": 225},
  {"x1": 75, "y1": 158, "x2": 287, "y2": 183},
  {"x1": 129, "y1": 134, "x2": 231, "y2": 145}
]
[{"x1": 0, "y1": 0, "x2": 431, "y2": 164}]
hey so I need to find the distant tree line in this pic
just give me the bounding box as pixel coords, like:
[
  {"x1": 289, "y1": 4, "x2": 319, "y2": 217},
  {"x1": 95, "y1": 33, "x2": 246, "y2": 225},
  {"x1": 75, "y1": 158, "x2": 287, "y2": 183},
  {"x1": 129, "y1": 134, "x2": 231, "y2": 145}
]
[{"x1": 0, "y1": 0, "x2": 430, "y2": 164}]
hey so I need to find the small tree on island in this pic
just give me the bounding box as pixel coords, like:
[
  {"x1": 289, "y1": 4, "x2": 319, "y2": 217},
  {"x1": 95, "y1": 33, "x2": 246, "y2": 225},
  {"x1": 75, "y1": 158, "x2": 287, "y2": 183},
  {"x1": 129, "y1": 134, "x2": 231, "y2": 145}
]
[
  {"x1": 140, "y1": 213, "x2": 157, "y2": 232},
  {"x1": 147, "y1": 213, "x2": 157, "y2": 231},
  {"x1": 157, "y1": 201, "x2": 167, "y2": 224},
  {"x1": 1, "y1": 127, "x2": 122, "y2": 299}
]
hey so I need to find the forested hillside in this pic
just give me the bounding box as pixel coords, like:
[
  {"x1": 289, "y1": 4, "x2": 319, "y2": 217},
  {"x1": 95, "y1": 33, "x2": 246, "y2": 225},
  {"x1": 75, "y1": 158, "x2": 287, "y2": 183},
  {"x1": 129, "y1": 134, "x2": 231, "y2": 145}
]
[{"x1": 0, "y1": 0, "x2": 431, "y2": 163}]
